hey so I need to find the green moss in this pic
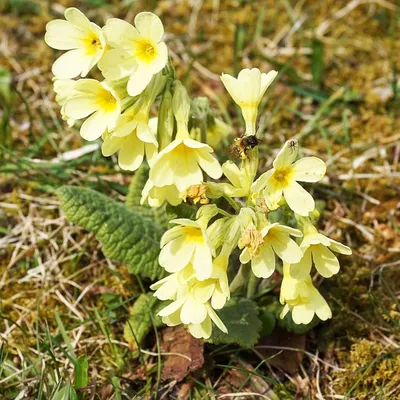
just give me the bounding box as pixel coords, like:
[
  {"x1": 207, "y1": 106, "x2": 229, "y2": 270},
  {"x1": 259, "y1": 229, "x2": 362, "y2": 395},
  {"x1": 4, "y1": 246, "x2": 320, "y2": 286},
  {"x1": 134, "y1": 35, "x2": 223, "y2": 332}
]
[{"x1": 334, "y1": 339, "x2": 400, "y2": 399}]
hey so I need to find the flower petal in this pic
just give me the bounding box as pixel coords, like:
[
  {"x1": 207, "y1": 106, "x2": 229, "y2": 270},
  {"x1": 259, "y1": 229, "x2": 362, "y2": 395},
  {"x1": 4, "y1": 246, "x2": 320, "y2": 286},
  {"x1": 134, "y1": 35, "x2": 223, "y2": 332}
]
[
  {"x1": 127, "y1": 65, "x2": 154, "y2": 96},
  {"x1": 196, "y1": 150, "x2": 223, "y2": 179},
  {"x1": 252, "y1": 243, "x2": 275, "y2": 278},
  {"x1": 52, "y1": 49, "x2": 91, "y2": 79},
  {"x1": 328, "y1": 238, "x2": 352, "y2": 255},
  {"x1": 312, "y1": 245, "x2": 340, "y2": 278},
  {"x1": 103, "y1": 18, "x2": 139, "y2": 48},
  {"x1": 118, "y1": 136, "x2": 144, "y2": 171},
  {"x1": 98, "y1": 48, "x2": 136, "y2": 81},
  {"x1": 251, "y1": 169, "x2": 273, "y2": 193},
  {"x1": 273, "y1": 140, "x2": 299, "y2": 169},
  {"x1": 63, "y1": 95, "x2": 98, "y2": 120},
  {"x1": 289, "y1": 247, "x2": 312, "y2": 280},
  {"x1": 180, "y1": 298, "x2": 207, "y2": 324},
  {"x1": 80, "y1": 110, "x2": 109, "y2": 141},
  {"x1": 45, "y1": 20, "x2": 83, "y2": 50},
  {"x1": 292, "y1": 157, "x2": 326, "y2": 182},
  {"x1": 64, "y1": 7, "x2": 90, "y2": 30},
  {"x1": 134, "y1": 12, "x2": 164, "y2": 43},
  {"x1": 193, "y1": 243, "x2": 213, "y2": 281},
  {"x1": 269, "y1": 232, "x2": 303, "y2": 264},
  {"x1": 283, "y1": 181, "x2": 315, "y2": 216},
  {"x1": 101, "y1": 134, "x2": 122, "y2": 157}
]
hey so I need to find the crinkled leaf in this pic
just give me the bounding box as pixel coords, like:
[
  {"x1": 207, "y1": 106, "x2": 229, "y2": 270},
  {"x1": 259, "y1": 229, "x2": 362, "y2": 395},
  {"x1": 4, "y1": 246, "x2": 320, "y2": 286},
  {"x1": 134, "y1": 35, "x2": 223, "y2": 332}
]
[
  {"x1": 125, "y1": 163, "x2": 169, "y2": 229},
  {"x1": 57, "y1": 186, "x2": 165, "y2": 280},
  {"x1": 124, "y1": 294, "x2": 163, "y2": 357},
  {"x1": 208, "y1": 299, "x2": 262, "y2": 348}
]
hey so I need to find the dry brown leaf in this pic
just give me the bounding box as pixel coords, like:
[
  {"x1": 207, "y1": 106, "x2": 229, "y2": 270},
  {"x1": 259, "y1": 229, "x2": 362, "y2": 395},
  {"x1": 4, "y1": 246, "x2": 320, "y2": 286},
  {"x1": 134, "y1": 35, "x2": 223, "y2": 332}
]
[
  {"x1": 256, "y1": 327, "x2": 306, "y2": 374},
  {"x1": 160, "y1": 325, "x2": 204, "y2": 382}
]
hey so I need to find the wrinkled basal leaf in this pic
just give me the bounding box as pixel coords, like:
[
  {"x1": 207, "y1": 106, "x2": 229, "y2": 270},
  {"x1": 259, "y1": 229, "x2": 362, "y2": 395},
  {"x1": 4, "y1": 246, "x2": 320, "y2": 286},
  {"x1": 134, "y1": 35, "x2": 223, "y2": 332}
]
[
  {"x1": 208, "y1": 299, "x2": 262, "y2": 348},
  {"x1": 57, "y1": 186, "x2": 165, "y2": 280},
  {"x1": 124, "y1": 293, "x2": 162, "y2": 357}
]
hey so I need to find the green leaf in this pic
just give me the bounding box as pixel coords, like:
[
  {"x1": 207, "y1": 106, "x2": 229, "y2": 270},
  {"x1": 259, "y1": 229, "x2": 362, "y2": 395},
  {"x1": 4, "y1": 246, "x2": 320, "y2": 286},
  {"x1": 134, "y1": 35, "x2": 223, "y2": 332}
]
[
  {"x1": 208, "y1": 299, "x2": 262, "y2": 348},
  {"x1": 311, "y1": 38, "x2": 324, "y2": 87},
  {"x1": 125, "y1": 164, "x2": 169, "y2": 229},
  {"x1": 57, "y1": 186, "x2": 165, "y2": 280},
  {"x1": 74, "y1": 356, "x2": 88, "y2": 396},
  {"x1": 52, "y1": 382, "x2": 78, "y2": 400},
  {"x1": 123, "y1": 294, "x2": 163, "y2": 357},
  {"x1": 0, "y1": 66, "x2": 12, "y2": 102}
]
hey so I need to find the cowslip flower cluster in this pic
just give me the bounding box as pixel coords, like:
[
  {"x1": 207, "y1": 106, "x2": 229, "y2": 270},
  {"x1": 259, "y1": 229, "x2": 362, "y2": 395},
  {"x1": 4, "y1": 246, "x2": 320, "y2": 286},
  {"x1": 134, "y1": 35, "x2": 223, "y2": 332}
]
[{"x1": 47, "y1": 9, "x2": 352, "y2": 340}]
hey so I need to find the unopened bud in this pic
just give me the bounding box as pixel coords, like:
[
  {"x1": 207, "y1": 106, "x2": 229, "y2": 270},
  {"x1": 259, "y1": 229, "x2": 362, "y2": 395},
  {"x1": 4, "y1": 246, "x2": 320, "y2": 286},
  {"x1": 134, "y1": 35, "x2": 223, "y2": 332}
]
[{"x1": 158, "y1": 89, "x2": 174, "y2": 149}]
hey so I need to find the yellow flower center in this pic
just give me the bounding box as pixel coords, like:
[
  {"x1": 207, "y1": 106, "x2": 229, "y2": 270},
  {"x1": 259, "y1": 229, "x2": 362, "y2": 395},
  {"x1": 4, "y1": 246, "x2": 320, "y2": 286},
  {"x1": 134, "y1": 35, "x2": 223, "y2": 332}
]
[
  {"x1": 97, "y1": 88, "x2": 117, "y2": 112},
  {"x1": 272, "y1": 167, "x2": 293, "y2": 188},
  {"x1": 83, "y1": 33, "x2": 103, "y2": 56},
  {"x1": 183, "y1": 227, "x2": 204, "y2": 243},
  {"x1": 135, "y1": 39, "x2": 158, "y2": 63}
]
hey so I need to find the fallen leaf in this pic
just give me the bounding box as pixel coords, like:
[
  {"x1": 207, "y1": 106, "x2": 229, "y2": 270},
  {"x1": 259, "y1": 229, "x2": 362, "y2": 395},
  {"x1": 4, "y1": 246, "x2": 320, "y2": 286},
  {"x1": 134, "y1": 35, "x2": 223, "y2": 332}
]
[
  {"x1": 256, "y1": 327, "x2": 306, "y2": 374},
  {"x1": 160, "y1": 325, "x2": 204, "y2": 382}
]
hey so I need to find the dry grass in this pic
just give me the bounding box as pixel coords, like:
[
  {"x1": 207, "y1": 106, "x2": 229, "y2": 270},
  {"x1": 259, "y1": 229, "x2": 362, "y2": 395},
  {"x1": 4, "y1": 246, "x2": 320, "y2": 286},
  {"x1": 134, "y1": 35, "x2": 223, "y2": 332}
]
[{"x1": 1, "y1": 0, "x2": 400, "y2": 398}]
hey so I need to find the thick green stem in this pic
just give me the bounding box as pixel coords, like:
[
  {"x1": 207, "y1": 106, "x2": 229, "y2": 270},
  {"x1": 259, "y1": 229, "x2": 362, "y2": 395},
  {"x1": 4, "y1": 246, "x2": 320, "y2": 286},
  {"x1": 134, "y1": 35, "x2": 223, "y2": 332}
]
[
  {"x1": 230, "y1": 263, "x2": 250, "y2": 292},
  {"x1": 223, "y1": 195, "x2": 240, "y2": 213},
  {"x1": 246, "y1": 271, "x2": 260, "y2": 298}
]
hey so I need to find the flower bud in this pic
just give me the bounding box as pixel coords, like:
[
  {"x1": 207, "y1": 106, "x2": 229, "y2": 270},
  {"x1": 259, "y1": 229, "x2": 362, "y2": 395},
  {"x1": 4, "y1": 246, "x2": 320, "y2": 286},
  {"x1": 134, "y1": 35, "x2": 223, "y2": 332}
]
[
  {"x1": 158, "y1": 88, "x2": 174, "y2": 149},
  {"x1": 172, "y1": 81, "x2": 191, "y2": 138}
]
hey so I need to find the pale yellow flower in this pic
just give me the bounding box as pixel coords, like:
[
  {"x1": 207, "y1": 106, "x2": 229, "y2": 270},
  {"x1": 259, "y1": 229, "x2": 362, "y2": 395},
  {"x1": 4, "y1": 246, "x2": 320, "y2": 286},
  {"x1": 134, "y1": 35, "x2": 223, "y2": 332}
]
[
  {"x1": 251, "y1": 140, "x2": 326, "y2": 216},
  {"x1": 159, "y1": 218, "x2": 215, "y2": 281},
  {"x1": 99, "y1": 12, "x2": 167, "y2": 96},
  {"x1": 63, "y1": 80, "x2": 121, "y2": 141},
  {"x1": 45, "y1": 8, "x2": 106, "y2": 79},
  {"x1": 101, "y1": 112, "x2": 157, "y2": 171},
  {"x1": 140, "y1": 180, "x2": 182, "y2": 207},
  {"x1": 153, "y1": 264, "x2": 228, "y2": 339},
  {"x1": 280, "y1": 264, "x2": 332, "y2": 325},
  {"x1": 220, "y1": 68, "x2": 277, "y2": 135},
  {"x1": 149, "y1": 138, "x2": 222, "y2": 193},
  {"x1": 289, "y1": 218, "x2": 352, "y2": 280},
  {"x1": 239, "y1": 222, "x2": 303, "y2": 278},
  {"x1": 216, "y1": 160, "x2": 254, "y2": 198}
]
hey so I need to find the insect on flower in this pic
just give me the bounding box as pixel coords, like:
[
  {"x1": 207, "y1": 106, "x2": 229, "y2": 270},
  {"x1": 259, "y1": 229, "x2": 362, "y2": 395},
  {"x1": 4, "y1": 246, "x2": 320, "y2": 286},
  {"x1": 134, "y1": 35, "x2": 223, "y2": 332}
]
[
  {"x1": 288, "y1": 139, "x2": 298, "y2": 154},
  {"x1": 227, "y1": 134, "x2": 262, "y2": 160}
]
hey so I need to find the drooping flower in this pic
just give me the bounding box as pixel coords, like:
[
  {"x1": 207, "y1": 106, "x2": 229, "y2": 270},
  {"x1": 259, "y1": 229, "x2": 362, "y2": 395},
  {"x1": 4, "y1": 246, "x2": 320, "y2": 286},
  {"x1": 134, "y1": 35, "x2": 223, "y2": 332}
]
[
  {"x1": 239, "y1": 221, "x2": 303, "y2": 278},
  {"x1": 251, "y1": 140, "x2": 326, "y2": 216},
  {"x1": 102, "y1": 116, "x2": 158, "y2": 171},
  {"x1": 149, "y1": 138, "x2": 223, "y2": 192},
  {"x1": 151, "y1": 263, "x2": 229, "y2": 339},
  {"x1": 289, "y1": 218, "x2": 352, "y2": 280},
  {"x1": 140, "y1": 180, "x2": 182, "y2": 207},
  {"x1": 63, "y1": 79, "x2": 121, "y2": 141},
  {"x1": 45, "y1": 8, "x2": 106, "y2": 79},
  {"x1": 158, "y1": 207, "x2": 218, "y2": 280},
  {"x1": 220, "y1": 68, "x2": 277, "y2": 135},
  {"x1": 99, "y1": 12, "x2": 168, "y2": 96},
  {"x1": 280, "y1": 264, "x2": 332, "y2": 325}
]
